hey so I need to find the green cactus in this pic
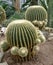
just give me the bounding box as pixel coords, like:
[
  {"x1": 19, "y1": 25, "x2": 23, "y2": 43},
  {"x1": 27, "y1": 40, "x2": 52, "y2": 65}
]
[
  {"x1": 18, "y1": 47, "x2": 28, "y2": 57},
  {"x1": 35, "y1": 38, "x2": 41, "y2": 45},
  {"x1": 6, "y1": 20, "x2": 37, "y2": 47},
  {"x1": 25, "y1": 6, "x2": 47, "y2": 22},
  {"x1": 39, "y1": 34, "x2": 46, "y2": 43},
  {"x1": 32, "y1": 20, "x2": 47, "y2": 30},
  {"x1": 0, "y1": 6, "x2": 6, "y2": 24},
  {"x1": 0, "y1": 40, "x2": 9, "y2": 52},
  {"x1": 10, "y1": 46, "x2": 19, "y2": 55},
  {"x1": 37, "y1": 29, "x2": 46, "y2": 43},
  {"x1": 5, "y1": 20, "x2": 46, "y2": 62},
  {"x1": 6, "y1": 20, "x2": 39, "y2": 61},
  {"x1": 32, "y1": 45, "x2": 40, "y2": 55}
]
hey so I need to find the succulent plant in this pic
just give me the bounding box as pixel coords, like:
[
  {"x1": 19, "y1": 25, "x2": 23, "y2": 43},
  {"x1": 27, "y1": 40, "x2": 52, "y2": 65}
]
[
  {"x1": 39, "y1": 35, "x2": 46, "y2": 42},
  {"x1": 36, "y1": 29, "x2": 46, "y2": 43},
  {"x1": 35, "y1": 38, "x2": 41, "y2": 45},
  {"x1": 10, "y1": 46, "x2": 19, "y2": 55},
  {"x1": 32, "y1": 20, "x2": 47, "y2": 30},
  {"x1": 25, "y1": 6, "x2": 47, "y2": 22},
  {"x1": 4, "y1": 20, "x2": 46, "y2": 62},
  {"x1": 6, "y1": 20, "x2": 37, "y2": 47},
  {"x1": 5, "y1": 20, "x2": 39, "y2": 61},
  {"x1": 0, "y1": 40, "x2": 9, "y2": 51},
  {"x1": 18, "y1": 47, "x2": 28, "y2": 57},
  {"x1": 0, "y1": 6, "x2": 6, "y2": 24},
  {"x1": 32, "y1": 45, "x2": 40, "y2": 55},
  {"x1": 37, "y1": 29, "x2": 43, "y2": 35}
]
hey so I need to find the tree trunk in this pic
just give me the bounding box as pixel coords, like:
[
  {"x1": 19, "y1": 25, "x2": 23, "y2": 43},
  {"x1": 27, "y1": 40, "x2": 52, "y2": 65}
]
[
  {"x1": 30, "y1": 0, "x2": 38, "y2": 5},
  {"x1": 12, "y1": 0, "x2": 20, "y2": 12}
]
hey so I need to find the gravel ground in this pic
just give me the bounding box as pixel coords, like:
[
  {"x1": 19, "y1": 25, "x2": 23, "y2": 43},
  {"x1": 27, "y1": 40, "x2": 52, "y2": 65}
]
[{"x1": 0, "y1": 36, "x2": 53, "y2": 65}]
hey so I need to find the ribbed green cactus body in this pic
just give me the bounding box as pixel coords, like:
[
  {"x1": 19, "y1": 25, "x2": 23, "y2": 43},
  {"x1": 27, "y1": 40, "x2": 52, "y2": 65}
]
[
  {"x1": 0, "y1": 6, "x2": 6, "y2": 24},
  {"x1": 5, "y1": 20, "x2": 46, "y2": 62},
  {"x1": 6, "y1": 20, "x2": 37, "y2": 48},
  {"x1": 25, "y1": 6, "x2": 47, "y2": 22}
]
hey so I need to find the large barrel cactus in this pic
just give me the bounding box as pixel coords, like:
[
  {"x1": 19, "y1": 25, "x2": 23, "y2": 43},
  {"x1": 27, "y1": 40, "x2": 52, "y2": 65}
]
[
  {"x1": 6, "y1": 20, "x2": 37, "y2": 47},
  {"x1": 0, "y1": 6, "x2": 6, "y2": 24},
  {"x1": 25, "y1": 6, "x2": 47, "y2": 22},
  {"x1": 5, "y1": 20, "x2": 38, "y2": 61},
  {"x1": 0, "y1": 20, "x2": 46, "y2": 62}
]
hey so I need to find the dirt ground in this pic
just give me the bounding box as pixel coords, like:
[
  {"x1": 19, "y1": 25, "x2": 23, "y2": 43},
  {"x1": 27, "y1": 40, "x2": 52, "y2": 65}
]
[{"x1": 0, "y1": 36, "x2": 53, "y2": 65}]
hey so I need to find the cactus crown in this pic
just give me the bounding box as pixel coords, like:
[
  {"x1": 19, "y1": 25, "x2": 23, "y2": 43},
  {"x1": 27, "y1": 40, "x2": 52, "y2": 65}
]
[
  {"x1": 25, "y1": 5, "x2": 47, "y2": 22},
  {"x1": 0, "y1": 6, "x2": 6, "y2": 24}
]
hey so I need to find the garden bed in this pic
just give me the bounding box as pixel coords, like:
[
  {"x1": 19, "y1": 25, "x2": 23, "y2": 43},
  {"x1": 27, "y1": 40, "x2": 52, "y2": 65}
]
[{"x1": 0, "y1": 35, "x2": 53, "y2": 65}]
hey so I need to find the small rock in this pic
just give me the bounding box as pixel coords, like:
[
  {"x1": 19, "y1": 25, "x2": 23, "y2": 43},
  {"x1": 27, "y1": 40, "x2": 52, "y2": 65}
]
[
  {"x1": 49, "y1": 33, "x2": 53, "y2": 37},
  {"x1": 0, "y1": 62, "x2": 8, "y2": 65},
  {"x1": 48, "y1": 37, "x2": 53, "y2": 41},
  {"x1": 0, "y1": 27, "x2": 7, "y2": 35}
]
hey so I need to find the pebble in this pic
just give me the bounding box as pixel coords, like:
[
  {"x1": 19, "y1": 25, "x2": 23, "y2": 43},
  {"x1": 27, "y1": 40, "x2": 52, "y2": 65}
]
[{"x1": 0, "y1": 62, "x2": 8, "y2": 65}]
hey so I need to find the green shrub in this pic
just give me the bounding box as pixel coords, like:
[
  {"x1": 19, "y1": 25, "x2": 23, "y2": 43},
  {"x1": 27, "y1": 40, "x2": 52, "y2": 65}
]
[
  {"x1": 2, "y1": 11, "x2": 25, "y2": 27},
  {"x1": 0, "y1": 1, "x2": 15, "y2": 19},
  {"x1": 5, "y1": 5, "x2": 15, "y2": 19}
]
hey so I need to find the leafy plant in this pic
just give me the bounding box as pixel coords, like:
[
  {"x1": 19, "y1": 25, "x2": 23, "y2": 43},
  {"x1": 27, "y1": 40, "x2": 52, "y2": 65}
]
[
  {"x1": 2, "y1": 11, "x2": 25, "y2": 27},
  {"x1": 5, "y1": 5, "x2": 15, "y2": 19},
  {"x1": 0, "y1": 1, "x2": 15, "y2": 19}
]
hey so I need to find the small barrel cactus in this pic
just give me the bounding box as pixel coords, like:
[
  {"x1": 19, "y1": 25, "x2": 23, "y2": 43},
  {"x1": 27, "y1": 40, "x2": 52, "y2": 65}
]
[
  {"x1": 25, "y1": 6, "x2": 47, "y2": 22},
  {"x1": 37, "y1": 29, "x2": 46, "y2": 43},
  {"x1": 35, "y1": 38, "x2": 41, "y2": 45},
  {"x1": 10, "y1": 46, "x2": 19, "y2": 55},
  {"x1": 32, "y1": 45, "x2": 40, "y2": 55},
  {"x1": 39, "y1": 35, "x2": 46, "y2": 42},
  {"x1": 32, "y1": 20, "x2": 47, "y2": 30},
  {"x1": 0, "y1": 6, "x2": 6, "y2": 24},
  {"x1": 0, "y1": 40, "x2": 9, "y2": 51},
  {"x1": 18, "y1": 47, "x2": 28, "y2": 57}
]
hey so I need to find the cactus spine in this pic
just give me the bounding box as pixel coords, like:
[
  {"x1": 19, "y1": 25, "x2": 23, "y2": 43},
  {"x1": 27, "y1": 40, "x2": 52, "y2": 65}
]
[{"x1": 25, "y1": 6, "x2": 47, "y2": 22}]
